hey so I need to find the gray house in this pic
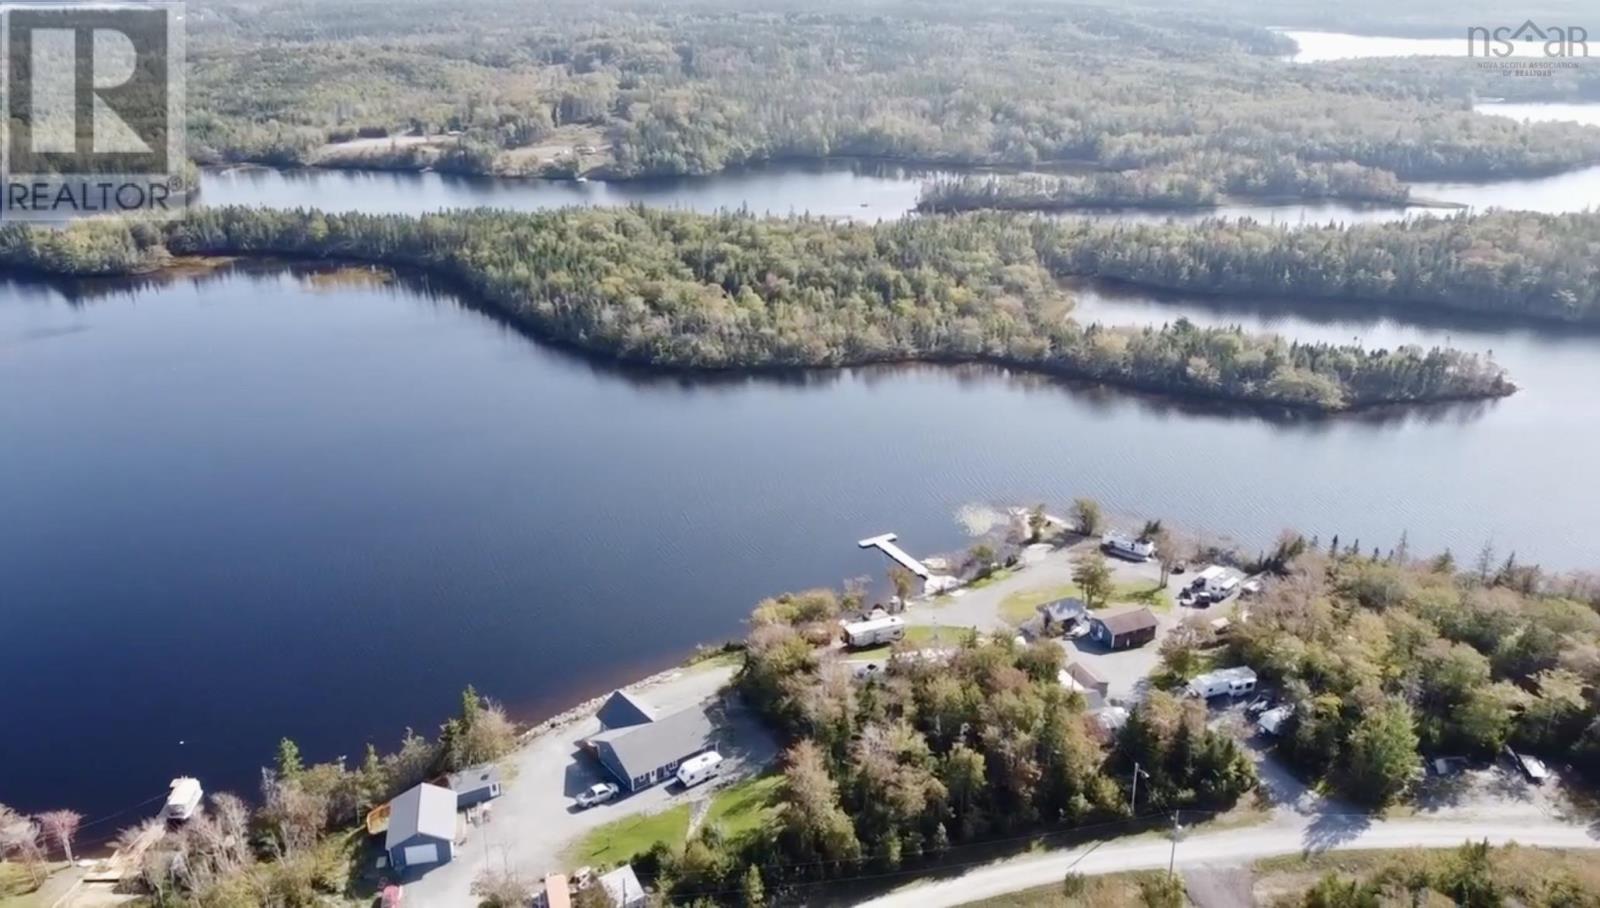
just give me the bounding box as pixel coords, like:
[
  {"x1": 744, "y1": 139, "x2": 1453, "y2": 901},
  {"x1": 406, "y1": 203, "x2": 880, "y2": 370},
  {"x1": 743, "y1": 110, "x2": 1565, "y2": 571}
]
[
  {"x1": 446, "y1": 764, "x2": 502, "y2": 809},
  {"x1": 385, "y1": 783, "x2": 457, "y2": 872},
  {"x1": 595, "y1": 690, "x2": 656, "y2": 732},
  {"x1": 590, "y1": 704, "x2": 716, "y2": 792}
]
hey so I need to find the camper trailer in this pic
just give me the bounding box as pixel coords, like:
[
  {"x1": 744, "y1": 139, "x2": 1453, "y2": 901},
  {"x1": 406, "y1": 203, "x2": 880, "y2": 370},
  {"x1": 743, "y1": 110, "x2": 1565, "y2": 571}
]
[
  {"x1": 1186, "y1": 667, "x2": 1257, "y2": 700},
  {"x1": 675, "y1": 751, "x2": 724, "y2": 789},
  {"x1": 842, "y1": 615, "x2": 906, "y2": 648},
  {"x1": 1101, "y1": 532, "x2": 1156, "y2": 562}
]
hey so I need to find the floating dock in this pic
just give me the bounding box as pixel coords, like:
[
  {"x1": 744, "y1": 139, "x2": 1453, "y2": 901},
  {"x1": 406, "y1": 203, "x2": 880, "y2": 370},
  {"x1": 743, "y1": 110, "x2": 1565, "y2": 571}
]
[{"x1": 857, "y1": 532, "x2": 931, "y2": 579}]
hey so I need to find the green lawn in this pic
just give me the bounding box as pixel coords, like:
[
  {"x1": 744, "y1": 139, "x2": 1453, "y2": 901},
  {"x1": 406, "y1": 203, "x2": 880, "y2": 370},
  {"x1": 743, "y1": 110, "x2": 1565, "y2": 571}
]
[
  {"x1": 1000, "y1": 582, "x2": 1171, "y2": 626},
  {"x1": 563, "y1": 775, "x2": 782, "y2": 866},
  {"x1": 998, "y1": 583, "x2": 1081, "y2": 625},
  {"x1": 702, "y1": 775, "x2": 782, "y2": 841},
  {"x1": 562, "y1": 803, "x2": 693, "y2": 866},
  {"x1": 851, "y1": 624, "x2": 973, "y2": 659}
]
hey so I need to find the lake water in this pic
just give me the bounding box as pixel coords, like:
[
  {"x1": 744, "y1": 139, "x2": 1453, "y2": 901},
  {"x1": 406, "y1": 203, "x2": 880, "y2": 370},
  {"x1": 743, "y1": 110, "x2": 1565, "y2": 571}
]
[
  {"x1": 198, "y1": 152, "x2": 1600, "y2": 227},
  {"x1": 10, "y1": 101, "x2": 1600, "y2": 825},
  {"x1": 6, "y1": 255, "x2": 1600, "y2": 827}
]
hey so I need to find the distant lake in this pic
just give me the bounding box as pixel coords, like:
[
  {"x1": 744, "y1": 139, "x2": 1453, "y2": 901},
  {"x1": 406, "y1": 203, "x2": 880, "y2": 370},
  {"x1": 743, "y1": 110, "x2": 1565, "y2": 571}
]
[
  {"x1": 1476, "y1": 101, "x2": 1600, "y2": 129},
  {"x1": 5, "y1": 262, "x2": 1600, "y2": 830},
  {"x1": 1279, "y1": 29, "x2": 1462, "y2": 62},
  {"x1": 198, "y1": 152, "x2": 1600, "y2": 227}
]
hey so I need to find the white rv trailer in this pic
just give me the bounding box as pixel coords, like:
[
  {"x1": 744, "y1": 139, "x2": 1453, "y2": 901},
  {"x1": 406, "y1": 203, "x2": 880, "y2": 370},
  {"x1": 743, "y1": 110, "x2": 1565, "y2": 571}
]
[{"x1": 842, "y1": 615, "x2": 906, "y2": 648}]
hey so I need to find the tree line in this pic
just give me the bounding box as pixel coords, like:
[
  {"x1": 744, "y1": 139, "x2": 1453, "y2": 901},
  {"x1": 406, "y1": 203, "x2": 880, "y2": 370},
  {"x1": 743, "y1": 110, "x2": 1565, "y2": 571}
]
[
  {"x1": 0, "y1": 206, "x2": 1516, "y2": 411},
  {"x1": 175, "y1": 0, "x2": 1600, "y2": 187},
  {"x1": 630, "y1": 587, "x2": 1258, "y2": 904},
  {"x1": 918, "y1": 156, "x2": 1413, "y2": 213},
  {"x1": 1228, "y1": 541, "x2": 1600, "y2": 808}
]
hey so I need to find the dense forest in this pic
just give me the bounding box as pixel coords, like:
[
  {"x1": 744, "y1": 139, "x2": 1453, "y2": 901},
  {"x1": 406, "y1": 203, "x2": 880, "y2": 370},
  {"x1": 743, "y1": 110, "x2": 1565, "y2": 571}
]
[
  {"x1": 627, "y1": 589, "x2": 1258, "y2": 904},
  {"x1": 1044, "y1": 211, "x2": 1600, "y2": 323},
  {"x1": 177, "y1": 0, "x2": 1600, "y2": 194},
  {"x1": 4, "y1": 688, "x2": 520, "y2": 906},
  {"x1": 1228, "y1": 543, "x2": 1600, "y2": 808},
  {"x1": 0, "y1": 207, "x2": 1516, "y2": 411},
  {"x1": 918, "y1": 158, "x2": 1412, "y2": 213}
]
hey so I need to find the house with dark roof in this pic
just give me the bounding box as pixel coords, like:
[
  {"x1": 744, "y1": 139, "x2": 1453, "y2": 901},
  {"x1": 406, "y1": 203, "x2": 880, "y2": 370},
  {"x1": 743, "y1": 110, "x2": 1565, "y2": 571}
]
[
  {"x1": 596, "y1": 689, "x2": 656, "y2": 732},
  {"x1": 1090, "y1": 607, "x2": 1158, "y2": 650},
  {"x1": 590, "y1": 704, "x2": 717, "y2": 792},
  {"x1": 384, "y1": 782, "x2": 457, "y2": 872},
  {"x1": 1038, "y1": 597, "x2": 1089, "y2": 633},
  {"x1": 446, "y1": 763, "x2": 502, "y2": 809}
]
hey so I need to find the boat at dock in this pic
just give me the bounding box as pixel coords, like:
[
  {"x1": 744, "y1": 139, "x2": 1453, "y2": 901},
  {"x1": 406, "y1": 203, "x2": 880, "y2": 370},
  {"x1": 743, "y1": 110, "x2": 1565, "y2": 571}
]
[{"x1": 164, "y1": 776, "x2": 203, "y2": 821}]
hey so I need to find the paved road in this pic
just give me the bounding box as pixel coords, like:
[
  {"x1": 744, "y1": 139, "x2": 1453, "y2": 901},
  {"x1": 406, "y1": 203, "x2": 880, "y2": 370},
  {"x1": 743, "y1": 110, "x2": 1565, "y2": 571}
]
[
  {"x1": 860, "y1": 734, "x2": 1599, "y2": 908},
  {"x1": 859, "y1": 814, "x2": 1600, "y2": 908}
]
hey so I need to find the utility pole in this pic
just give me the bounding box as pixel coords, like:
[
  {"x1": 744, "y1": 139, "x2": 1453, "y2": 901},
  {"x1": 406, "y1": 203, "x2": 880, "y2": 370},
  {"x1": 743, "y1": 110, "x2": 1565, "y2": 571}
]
[
  {"x1": 1168, "y1": 810, "x2": 1182, "y2": 878},
  {"x1": 1129, "y1": 762, "x2": 1149, "y2": 815}
]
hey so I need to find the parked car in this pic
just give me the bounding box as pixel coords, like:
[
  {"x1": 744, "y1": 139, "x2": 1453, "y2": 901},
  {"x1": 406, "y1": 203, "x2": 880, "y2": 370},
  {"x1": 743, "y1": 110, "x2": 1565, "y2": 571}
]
[
  {"x1": 576, "y1": 782, "x2": 619, "y2": 808},
  {"x1": 1171, "y1": 562, "x2": 1188, "y2": 574},
  {"x1": 1504, "y1": 746, "x2": 1551, "y2": 783},
  {"x1": 1244, "y1": 695, "x2": 1275, "y2": 716}
]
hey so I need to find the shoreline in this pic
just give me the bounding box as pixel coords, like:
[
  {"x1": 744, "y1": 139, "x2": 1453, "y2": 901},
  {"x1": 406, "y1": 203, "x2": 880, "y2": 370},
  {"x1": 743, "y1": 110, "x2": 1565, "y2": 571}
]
[{"x1": 15, "y1": 252, "x2": 1515, "y2": 416}]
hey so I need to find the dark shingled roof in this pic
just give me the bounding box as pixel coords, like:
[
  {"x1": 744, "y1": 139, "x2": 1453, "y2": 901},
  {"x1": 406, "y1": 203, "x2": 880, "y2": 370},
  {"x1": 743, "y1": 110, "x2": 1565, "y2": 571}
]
[
  {"x1": 596, "y1": 690, "x2": 656, "y2": 730},
  {"x1": 447, "y1": 763, "x2": 501, "y2": 795},
  {"x1": 591, "y1": 705, "x2": 716, "y2": 779},
  {"x1": 385, "y1": 783, "x2": 456, "y2": 850},
  {"x1": 1096, "y1": 607, "x2": 1158, "y2": 636}
]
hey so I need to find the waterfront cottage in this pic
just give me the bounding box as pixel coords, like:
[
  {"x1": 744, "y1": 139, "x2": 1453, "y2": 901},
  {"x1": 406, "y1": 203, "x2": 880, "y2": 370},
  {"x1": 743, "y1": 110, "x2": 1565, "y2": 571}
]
[
  {"x1": 384, "y1": 783, "x2": 457, "y2": 873},
  {"x1": 1090, "y1": 607, "x2": 1159, "y2": 650},
  {"x1": 446, "y1": 763, "x2": 502, "y2": 809},
  {"x1": 589, "y1": 703, "x2": 717, "y2": 792}
]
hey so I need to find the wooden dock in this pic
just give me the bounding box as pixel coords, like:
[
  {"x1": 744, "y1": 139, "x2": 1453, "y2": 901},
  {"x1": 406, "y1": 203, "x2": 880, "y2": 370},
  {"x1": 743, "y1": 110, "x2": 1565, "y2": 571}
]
[{"x1": 857, "y1": 533, "x2": 931, "y2": 579}]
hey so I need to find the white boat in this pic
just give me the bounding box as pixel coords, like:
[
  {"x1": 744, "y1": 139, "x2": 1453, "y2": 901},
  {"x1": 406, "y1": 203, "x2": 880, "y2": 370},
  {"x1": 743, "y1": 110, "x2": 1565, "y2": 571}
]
[{"x1": 164, "y1": 777, "x2": 203, "y2": 821}]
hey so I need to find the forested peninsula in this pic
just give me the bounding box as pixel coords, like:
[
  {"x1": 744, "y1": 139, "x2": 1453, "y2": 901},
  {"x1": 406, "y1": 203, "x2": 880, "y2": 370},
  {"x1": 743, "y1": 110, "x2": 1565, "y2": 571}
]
[
  {"x1": 0, "y1": 207, "x2": 1520, "y2": 412},
  {"x1": 182, "y1": 0, "x2": 1600, "y2": 194}
]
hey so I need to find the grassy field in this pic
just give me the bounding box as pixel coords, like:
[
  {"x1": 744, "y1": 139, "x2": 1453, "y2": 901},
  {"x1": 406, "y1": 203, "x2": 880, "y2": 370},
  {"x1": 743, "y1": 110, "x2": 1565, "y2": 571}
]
[
  {"x1": 959, "y1": 870, "x2": 1176, "y2": 907},
  {"x1": 999, "y1": 582, "x2": 1170, "y2": 625},
  {"x1": 851, "y1": 624, "x2": 975, "y2": 659},
  {"x1": 961, "y1": 845, "x2": 1599, "y2": 906},
  {"x1": 563, "y1": 774, "x2": 782, "y2": 866},
  {"x1": 563, "y1": 803, "x2": 694, "y2": 866},
  {"x1": 0, "y1": 862, "x2": 73, "y2": 908}
]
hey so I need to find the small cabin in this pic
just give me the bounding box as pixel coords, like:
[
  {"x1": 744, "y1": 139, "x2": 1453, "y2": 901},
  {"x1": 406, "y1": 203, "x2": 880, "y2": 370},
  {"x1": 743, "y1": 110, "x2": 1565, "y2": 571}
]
[{"x1": 446, "y1": 764, "x2": 502, "y2": 809}]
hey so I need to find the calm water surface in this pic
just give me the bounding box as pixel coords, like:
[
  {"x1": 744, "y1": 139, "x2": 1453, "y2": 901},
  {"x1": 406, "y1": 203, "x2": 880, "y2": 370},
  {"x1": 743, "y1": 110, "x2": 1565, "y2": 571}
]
[
  {"x1": 199, "y1": 139, "x2": 1600, "y2": 227},
  {"x1": 4, "y1": 262, "x2": 1600, "y2": 825},
  {"x1": 11, "y1": 92, "x2": 1600, "y2": 824}
]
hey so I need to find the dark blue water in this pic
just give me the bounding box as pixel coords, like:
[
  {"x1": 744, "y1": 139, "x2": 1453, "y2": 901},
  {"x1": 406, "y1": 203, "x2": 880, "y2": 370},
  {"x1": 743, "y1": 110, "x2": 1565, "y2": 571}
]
[{"x1": 7, "y1": 261, "x2": 1600, "y2": 833}]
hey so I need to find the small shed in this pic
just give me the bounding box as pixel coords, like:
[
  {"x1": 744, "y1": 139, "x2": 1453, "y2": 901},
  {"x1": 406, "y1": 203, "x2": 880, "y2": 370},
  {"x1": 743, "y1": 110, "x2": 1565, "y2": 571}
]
[
  {"x1": 596, "y1": 690, "x2": 656, "y2": 732},
  {"x1": 446, "y1": 764, "x2": 502, "y2": 809},
  {"x1": 1063, "y1": 661, "x2": 1110, "y2": 699},
  {"x1": 1091, "y1": 607, "x2": 1158, "y2": 650},
  {"x1": 598, "y1": 864, "x2": 647, "y2": 908},
  {"x1": 384, "y1": 783, "x2": 456, "y2": 872},
  {"x1": 1038, "y1": 597, "x2": 1089, "y2": 633}
]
